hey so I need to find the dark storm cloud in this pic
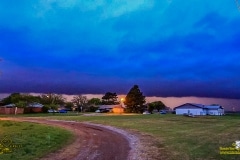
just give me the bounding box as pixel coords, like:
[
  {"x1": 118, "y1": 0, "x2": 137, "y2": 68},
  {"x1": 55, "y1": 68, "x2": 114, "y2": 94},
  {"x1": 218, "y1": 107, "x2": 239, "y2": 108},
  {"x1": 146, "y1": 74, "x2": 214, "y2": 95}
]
[{"x1": 0, "y1": 1, "x2": 240, "y2": 98}]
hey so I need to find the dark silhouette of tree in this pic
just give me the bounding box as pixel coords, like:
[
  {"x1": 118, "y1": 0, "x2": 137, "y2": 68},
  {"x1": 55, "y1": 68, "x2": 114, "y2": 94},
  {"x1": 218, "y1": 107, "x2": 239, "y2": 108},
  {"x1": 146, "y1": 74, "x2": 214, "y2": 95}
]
[
  {"x1": 1, "y1": 93, "x2": 41, "y2": 106},
  {"x1": 147, "y1": 103, "x2": 155, "y2": 114},
  {"x1": 65, "y1": 102, "x2": 74, "y2": 110},
  {"x1": 148, "y1": 101, "x2": 166, "y2": 113},
  {"x1": 71, "y1": 95, "x2": 88, "y2": 112},
  {"x1": 124, "y1": 85, "x2": 146, "y2": 113},
  {"x1": 88, "y1": 98, "x2": 101, "y2": 105},
  {"x1": 102, "y1": 92, "x2": 119, "y2": 105},
  {"x1": 85, "y1": 98, "x2": 101, "y2": 112},
  {"x1": 40, "y1": 93, "x2": 65, "y2": 105}
]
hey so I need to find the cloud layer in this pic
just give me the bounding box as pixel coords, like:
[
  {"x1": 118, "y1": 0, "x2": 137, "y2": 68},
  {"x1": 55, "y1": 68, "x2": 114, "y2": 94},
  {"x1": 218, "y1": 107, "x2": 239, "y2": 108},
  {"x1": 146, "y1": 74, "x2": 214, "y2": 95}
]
[{"x1": 0, "y1": 1, "x2": 240, "y2": 98}]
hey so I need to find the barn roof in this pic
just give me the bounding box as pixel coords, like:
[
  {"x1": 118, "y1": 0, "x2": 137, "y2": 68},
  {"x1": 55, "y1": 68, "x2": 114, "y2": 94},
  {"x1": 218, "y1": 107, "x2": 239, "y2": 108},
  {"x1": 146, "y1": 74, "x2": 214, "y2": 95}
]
[
  {"x1": 174, "y1": 103, "x2": 224, "y2": 110},
  {"x1": 204, "y1": 105, "x2": 223, "y2": 109},
  {"x1": 174, "y1": 103, "x2": 204, "y2": 109}
]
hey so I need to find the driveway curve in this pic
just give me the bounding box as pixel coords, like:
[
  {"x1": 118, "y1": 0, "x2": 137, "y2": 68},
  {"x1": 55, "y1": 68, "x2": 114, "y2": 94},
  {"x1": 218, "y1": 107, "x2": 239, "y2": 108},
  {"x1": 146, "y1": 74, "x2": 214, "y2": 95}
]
[{"x1": 0, "y1": 118, "x2": 138, "y2": 160}]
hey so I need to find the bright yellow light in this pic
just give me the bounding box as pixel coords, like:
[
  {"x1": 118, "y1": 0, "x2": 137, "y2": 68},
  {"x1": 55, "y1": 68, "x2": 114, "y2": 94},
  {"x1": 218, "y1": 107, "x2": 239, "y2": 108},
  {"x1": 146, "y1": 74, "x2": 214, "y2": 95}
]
[{"x1": 121, "y1": 98, "x2": 125, "y2": 102}]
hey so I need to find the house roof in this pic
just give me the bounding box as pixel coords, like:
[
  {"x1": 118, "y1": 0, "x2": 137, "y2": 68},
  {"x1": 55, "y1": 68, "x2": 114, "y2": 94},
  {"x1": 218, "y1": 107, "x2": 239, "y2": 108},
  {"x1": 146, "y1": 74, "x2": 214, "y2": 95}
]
[
  {"x1": 189, "y1": 103, "x2": 205, "y2": 108},
  {"x1": 28, "y1": 102, "x2": 44, "y2": 108},
  {"x1": 175, "y1": 103, "x2": 224, "y2": 110},
  {"x1": 174, "y1": 103, "x2": 205, "y2": 109},
  {"x1": 99, "y1": 105, "x2": 123, "y2": 109},
  {"x1": 3, "y1": 104, "x2": 16, "y2": 107},
  {"x1": 204, "y1": 105, "x2": 223, "y2": 109}
]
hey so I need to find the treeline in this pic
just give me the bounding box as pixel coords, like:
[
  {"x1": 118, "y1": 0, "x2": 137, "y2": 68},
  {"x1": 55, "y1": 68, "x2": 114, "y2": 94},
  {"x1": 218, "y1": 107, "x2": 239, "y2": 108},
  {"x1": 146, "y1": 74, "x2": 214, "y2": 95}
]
[
  {"x1": 0, "y1": 93, "x2": 103, "y2": 112},
  {"x1": 0, "y1": 85, "x2": 166, "y2": 113}
]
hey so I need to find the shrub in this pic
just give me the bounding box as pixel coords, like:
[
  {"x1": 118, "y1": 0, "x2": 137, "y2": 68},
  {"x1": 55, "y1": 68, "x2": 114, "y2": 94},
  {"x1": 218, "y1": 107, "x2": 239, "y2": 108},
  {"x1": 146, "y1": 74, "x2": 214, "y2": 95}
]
[{"x1": 42, "y1": 106, "x2": 50, "y2": 113}]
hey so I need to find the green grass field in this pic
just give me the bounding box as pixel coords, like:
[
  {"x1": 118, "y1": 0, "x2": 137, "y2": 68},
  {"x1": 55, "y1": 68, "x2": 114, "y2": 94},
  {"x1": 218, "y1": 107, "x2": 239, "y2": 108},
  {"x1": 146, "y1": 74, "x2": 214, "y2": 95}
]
[
  {"x1": 46, "y1": 113, "x2": 240, "y2": 160},
  {"x1": 0, "y1": 120, "x2": 73, "y2": 160},
  {"x1": 1, "y1": 113, "x2": 239, "y2": 159},
  {"x1": 0, "y1": 111, "x2": 82, "y2": 117}
]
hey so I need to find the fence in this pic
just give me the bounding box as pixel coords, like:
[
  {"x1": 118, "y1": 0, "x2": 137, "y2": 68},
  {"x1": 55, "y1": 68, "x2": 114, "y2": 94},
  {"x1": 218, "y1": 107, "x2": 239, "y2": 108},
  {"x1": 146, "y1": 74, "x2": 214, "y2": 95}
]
[{"x1": 0, "y1": 107, "x2": 24, "y2": 114}]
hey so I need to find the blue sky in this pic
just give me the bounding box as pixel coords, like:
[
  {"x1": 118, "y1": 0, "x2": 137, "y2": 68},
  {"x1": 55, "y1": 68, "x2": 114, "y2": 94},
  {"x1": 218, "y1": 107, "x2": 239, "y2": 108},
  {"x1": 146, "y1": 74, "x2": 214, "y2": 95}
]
[{"x1": 0, "y1": 1, "x2": 240, "y2": 98}]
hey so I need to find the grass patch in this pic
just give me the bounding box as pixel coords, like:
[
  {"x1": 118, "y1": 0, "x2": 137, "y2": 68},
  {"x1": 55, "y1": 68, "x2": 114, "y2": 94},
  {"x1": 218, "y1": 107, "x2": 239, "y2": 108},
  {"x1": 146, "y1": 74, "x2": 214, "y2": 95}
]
[
  {"x1": 0, "y1": 111, "x2": 82, "y2": 117},
  {"x1": 46, "y1": 114, "x2": 240, "y2": 160},
  {"x1": 0, "y1": 120, "x2": 73, "y2": 160}
]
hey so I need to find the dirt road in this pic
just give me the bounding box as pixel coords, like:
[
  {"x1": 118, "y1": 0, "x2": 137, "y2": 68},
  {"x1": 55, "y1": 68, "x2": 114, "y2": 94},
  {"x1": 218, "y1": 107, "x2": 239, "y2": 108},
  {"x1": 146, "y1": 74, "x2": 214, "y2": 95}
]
[{"x1": 0, "y1": 118, "x2": 138, "y2": 160}]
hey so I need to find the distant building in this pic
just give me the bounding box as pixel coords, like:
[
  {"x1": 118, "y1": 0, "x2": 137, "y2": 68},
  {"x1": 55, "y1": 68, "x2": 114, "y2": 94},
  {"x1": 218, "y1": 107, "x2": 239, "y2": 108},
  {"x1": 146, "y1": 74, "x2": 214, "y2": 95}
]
[
  {"x1": 0, "y1": 104, "x2": 23, "y2": 114},
  {"x1": 3, "y1": 104, "x2": 16, "y2": 108},
  {"x1": 174, "y1": 103, "x2": 224, "y2": 116},
  {"x1": 25, "y1": 102, "x2": 44, "y2": 113},
  {"x1": 28, "y1": 102, "x2": 44, "y2": 108},
  {"x1": 98, "y1": 104, "x2": 124, "y2": 113},
  {"x1": 112, "y1": 105, "x2": 124, "y2": 113}
]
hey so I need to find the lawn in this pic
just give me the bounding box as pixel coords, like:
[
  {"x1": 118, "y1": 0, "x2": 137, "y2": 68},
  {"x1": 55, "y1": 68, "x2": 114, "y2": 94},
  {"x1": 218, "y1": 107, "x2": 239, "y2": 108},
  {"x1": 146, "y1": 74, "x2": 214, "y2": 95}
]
[
  {"x1": 0, "y1": 111, "x2": 82, "y2": 117},
  {"x1": 45, "y1": 113, "x2": 240, "y2": 160},
  {"x1": 0, "y1": 120, "x2": 73, "y2": 160}
]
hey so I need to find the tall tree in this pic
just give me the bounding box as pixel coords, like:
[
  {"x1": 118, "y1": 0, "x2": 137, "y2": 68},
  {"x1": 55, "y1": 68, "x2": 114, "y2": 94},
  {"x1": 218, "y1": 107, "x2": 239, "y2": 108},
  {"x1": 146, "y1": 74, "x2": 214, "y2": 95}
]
[
  {"x1": 71, "y1": 95, "x2": 88, "y2": 112},
  {"x1": 40, "y1": 93, "x2": 65, "y2": 106},
  {"x1": 102, "y1": 92, "x2": 119, "y2": 105},
  {"x1": 124, "y1": 85, "x2": 146, "y2": 113}
]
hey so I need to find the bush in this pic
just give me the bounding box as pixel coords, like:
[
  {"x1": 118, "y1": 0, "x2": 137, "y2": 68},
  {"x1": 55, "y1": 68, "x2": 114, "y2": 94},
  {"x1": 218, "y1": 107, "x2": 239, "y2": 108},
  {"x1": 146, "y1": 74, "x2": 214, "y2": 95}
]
[
  {"x1": 85, "y1": 106, "x2": 98, "y2": 112},
  {"x1": 42, "y1": 106, "x2": 50, "y2": 113},
  {"x1": 124, "y1": 108, "x2": 132, "y2": 113}
]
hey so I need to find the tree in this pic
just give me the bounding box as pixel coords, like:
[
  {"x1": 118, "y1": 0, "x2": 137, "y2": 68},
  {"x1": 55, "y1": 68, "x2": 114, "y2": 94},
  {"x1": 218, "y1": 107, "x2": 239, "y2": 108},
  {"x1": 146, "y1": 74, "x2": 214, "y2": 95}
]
[
  {"x1": 148, "y1": 101, "x2": 166, "y2": 113},
  {"x1": 86, "y1": 98, "x2": 101, "y2": 112},
  {"x1": 40, "y1": 93, "x2": 65, "y2": 112},
  {"x1": 1, "y1": 93, "x2": 20, "y2": 105},
  {"x1": 1, "y1": 93, "x2": 41, "y2": 106},
  {"x1": 102, "y1": 92, "x2": 119, "y2": 105},
  {"x1": 71, "y1": 95, "x2": 88, "y2": 112},
  {"x1": 88, "y1": 98, "x2": 101, "y2": 105},
  {"x1": 147, "y1": 103, "x2": 155, "y2": 114},
  {"x1": 15, "y1": 101, "x2": 27, "y2": 108},
  {"x1": 40, "y1": 93, "x2": 65, "y2": 105},
  {"x1": 65, "y1": 102, "x2": 74, "y2": 110},
  {"x1": 124, "y1": 85, "x2": 146, "y2": 113}
]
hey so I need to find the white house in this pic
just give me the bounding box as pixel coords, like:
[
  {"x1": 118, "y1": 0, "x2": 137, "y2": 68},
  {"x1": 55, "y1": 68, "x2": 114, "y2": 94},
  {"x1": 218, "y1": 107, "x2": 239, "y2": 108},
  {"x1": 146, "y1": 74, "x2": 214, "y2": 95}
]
[
  {"x1": 204, "y1": 105, "x2": 224, "y2": 115},
  {"x1": 174, "y1": 103, "x2": 224, "y2": 116}
]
